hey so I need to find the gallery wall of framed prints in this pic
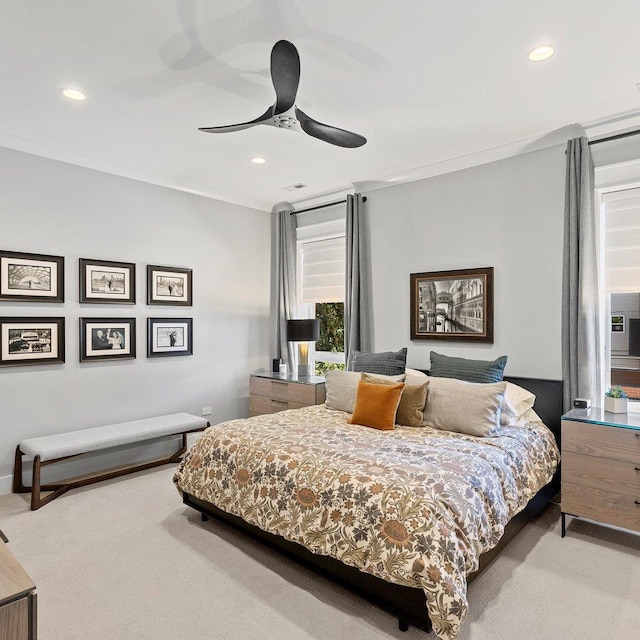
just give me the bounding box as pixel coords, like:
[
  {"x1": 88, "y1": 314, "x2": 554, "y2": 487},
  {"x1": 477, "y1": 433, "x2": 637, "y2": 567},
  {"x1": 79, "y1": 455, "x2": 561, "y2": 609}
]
[{"x1": 0, "y1": 249, "x2": 194, "y2": 367}]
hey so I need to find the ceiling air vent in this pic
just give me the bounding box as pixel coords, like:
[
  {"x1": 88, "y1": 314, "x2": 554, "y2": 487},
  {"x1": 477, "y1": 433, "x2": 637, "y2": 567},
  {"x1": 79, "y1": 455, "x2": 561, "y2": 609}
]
[{"x1": 283, "y1": 183, "x2": 309, "y2": 192}]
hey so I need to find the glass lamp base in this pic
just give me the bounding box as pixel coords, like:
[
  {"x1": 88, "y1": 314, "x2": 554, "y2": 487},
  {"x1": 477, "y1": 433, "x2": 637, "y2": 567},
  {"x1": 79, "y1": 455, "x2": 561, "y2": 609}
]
[{"x1": 298, "y1": 364, "x2": 312, "y2": 378}]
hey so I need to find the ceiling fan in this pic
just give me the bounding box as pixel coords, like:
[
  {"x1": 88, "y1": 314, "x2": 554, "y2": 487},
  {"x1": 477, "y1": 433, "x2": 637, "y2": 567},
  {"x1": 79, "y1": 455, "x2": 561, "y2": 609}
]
[{"x1": 199, "y1": 40, "x2": 367, "y2": 148}]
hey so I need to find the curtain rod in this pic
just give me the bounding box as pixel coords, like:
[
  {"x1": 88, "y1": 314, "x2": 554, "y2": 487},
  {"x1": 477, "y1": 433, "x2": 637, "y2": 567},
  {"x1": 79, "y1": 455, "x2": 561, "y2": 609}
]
[
  {"x1": 289, "y1": 196, "x2": 367, "y2": 215},
  {"x1": 589, "y1": 128, "x2": 640, "y2": 147}
]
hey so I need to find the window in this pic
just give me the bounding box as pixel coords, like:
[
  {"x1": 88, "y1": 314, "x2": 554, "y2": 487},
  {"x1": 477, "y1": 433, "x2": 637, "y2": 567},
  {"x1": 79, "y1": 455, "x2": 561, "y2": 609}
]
[
  {"x1": 315, "y1": 302, "x2": 345, "y2": 375},
  {"x1": 602, "y1": 187, "x2": 640, "y2": 402},
  {"x1": 297, "y1": 215, "x2": 346, "y2": 376}
]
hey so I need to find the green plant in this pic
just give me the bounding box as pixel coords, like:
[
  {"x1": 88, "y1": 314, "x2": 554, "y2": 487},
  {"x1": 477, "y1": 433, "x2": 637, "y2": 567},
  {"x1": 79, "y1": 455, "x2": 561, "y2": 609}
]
[
  {"x1": 605, "y1": 385, "x2": 627, "y2": 399},
  {"x1": 315, "y1": 302, "x2": 344, "y2": 352},
  {"x1": 314, "y1": 361, "x2": 345, "y2": 376}
]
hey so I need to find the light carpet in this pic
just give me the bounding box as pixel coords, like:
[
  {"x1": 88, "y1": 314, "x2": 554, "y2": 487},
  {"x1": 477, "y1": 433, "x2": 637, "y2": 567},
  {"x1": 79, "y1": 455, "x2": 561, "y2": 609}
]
[{"x1": 0, "y1": 465, "x2": 638, "y2": 640}]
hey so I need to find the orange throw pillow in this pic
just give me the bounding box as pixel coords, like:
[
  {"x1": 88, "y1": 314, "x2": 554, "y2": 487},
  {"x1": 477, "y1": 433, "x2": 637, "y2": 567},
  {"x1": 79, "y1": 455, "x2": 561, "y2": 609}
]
[{"x1": 348, "y1": 379, "x2": 405, "y2": 430}]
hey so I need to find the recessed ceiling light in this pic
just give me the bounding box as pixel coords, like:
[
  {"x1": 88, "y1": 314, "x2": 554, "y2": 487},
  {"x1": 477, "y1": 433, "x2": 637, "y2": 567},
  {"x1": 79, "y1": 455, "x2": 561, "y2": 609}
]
[
  {"x1": 60, "y1": 88, "x2": 86, "y2": 101},
  {"x1": 527, "y1": 45, "x2": 555, "y2": 62},
  {"x1": 250, "y1": 156, "x2": 266, "y2": 164}
]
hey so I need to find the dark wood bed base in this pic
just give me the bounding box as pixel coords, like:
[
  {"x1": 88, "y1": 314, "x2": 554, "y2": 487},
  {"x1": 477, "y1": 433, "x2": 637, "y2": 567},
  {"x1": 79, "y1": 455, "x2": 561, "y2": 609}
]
[{"x1": 181, "y1": 376, "x2": 562, "y2": 633}]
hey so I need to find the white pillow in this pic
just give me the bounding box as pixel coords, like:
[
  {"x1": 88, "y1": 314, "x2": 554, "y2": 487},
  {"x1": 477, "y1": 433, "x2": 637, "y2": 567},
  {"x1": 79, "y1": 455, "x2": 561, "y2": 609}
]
[
  {"x1": 500, "y1": 382, "x2": 536, "y2": 426},
  {"x1": 405, "y1": 368, "x2": 428, "y2": 378},
  {"x1": 422, "y1": 377, "x2": 506, "y2": 437}
]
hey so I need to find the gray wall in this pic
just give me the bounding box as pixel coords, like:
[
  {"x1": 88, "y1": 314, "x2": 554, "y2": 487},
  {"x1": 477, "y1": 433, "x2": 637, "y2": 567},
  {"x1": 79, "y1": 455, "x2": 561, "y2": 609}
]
[
  {"x1": 0, "y1": 147, "x2": 270, "y2": 491},
  {"x1": 362, "y1": 144, "x2": 566, "y2": 379}
]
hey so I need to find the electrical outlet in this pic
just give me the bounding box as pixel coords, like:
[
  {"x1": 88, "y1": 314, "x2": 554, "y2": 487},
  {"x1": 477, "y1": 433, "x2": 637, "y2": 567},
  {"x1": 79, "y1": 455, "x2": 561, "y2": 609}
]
[{"x1": 201, "y1": 407, "x2": 212, "y2": 416}]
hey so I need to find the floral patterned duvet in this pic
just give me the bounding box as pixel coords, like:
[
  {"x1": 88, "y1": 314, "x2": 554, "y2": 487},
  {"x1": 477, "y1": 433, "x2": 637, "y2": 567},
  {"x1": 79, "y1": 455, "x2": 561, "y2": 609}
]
[{"x1": 174, "y1": 405, "x2": 559, "y2": 640}]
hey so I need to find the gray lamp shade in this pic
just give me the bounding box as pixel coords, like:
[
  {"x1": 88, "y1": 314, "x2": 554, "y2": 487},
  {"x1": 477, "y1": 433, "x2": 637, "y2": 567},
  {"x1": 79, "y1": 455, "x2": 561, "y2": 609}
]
[{"x1": 287, "y1": 319, "x2": 320, "y2": 342}]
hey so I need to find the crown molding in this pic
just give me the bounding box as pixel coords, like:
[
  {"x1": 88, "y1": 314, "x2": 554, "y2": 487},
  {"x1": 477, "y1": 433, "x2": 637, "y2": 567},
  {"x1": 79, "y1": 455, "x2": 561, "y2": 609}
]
[
  {"x1": 583, "y1": 108, "x2": 640, "y2": 140},
  {"x1": 352, "y1": 124, "x2": 585, "y2": 194},
  {"x1": 0, "y1": 131, "x2": 271, "y2": 212}
]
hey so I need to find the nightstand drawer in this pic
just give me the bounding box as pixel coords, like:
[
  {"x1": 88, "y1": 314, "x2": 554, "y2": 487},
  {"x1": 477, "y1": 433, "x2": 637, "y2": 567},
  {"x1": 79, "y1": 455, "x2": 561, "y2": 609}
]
[
  {"x1": 562, "y1": 451, "x2": 640, "y2": 496},
  {"x1": 562, "y1": 420, "x2": 640, "y2": 464},
  {"x1": 248, "y1": 395, "x2": 307, "y2": 415},
  {"x1": 561, "y1": 482, "x2": 640, "y2": 532},
  {"x1": 250, "y1": 376, "x2": 291, "y2": 401},
  {"x1": 249, "y1": 374, "x2": 326, "y2": 418}
]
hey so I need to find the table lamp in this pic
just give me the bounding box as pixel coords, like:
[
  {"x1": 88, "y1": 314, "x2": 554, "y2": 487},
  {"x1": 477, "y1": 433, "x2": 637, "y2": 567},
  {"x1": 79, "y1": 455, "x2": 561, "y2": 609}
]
[{"x1": 287, "y1": 319, "x2": 320, "y2": 378}]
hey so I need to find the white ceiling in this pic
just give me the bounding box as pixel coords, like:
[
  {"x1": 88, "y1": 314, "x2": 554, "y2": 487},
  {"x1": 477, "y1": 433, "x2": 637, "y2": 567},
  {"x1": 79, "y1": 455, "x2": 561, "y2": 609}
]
[{"x1": 1, "y1": 0, "x2": 640, "y2": 211}]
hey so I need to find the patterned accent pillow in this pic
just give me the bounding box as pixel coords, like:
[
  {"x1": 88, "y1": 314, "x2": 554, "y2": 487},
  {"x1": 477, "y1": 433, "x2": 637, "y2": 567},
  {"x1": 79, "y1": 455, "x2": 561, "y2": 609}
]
[
  {"x1": 429, "y1": 351, "x2": 507, "y2": 384},
  {"x1": 362, "y1": 372, "x2": 428, "y2": 427},
  {"x1": 351, "y1": 348, "x2": 407, "y2": 376},
  {"x1": 348, "y1": 380, "x2": 405, "y2": 430},
  {"x1": 422, "y1": 376, "x2": 507, "y2": 437}
]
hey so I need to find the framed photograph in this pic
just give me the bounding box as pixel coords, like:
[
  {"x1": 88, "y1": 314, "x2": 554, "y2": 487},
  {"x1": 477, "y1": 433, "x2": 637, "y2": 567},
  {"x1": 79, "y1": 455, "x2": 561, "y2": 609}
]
[
  {"x1": 147, "y1": 265, "x2": 192, "y2": 306},
  {"x1": 0, "y1": 317, "x2": 65, "y2": 366},
  {"x1": 79, "y1": 317, "x2": 136, "y2": 362},
  {"x1": 611, "y1": 314, "x2": 626, "y2": 333},
  {"x1": 410, "y1": 267, "x2": 494, "y2": 343},
  {"x1": 79, "y1": 258, "x2": 135, "y2": 304},
  {"x1": 147, "y1": 317, "x2": 193, "y2": 357},
  {"x1": 0, "y1": 250, "x2": 64, "y2": 302}
]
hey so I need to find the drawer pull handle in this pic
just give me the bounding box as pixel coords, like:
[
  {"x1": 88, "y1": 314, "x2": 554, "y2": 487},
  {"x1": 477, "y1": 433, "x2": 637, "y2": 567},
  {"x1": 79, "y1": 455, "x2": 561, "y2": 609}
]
[
  {"x1": 636, "y1": 500, "x2": 640, "y2": 506},
  {"x1": 270, "y1": 399, "x2": 288, "y2": 405},
  {"x1": 636, "y1": 467, "x2": 640, "y2": 471}
]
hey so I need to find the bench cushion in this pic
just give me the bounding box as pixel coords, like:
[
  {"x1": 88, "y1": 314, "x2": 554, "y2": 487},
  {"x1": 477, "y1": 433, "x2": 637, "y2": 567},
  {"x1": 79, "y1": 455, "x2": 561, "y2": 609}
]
[{"x1": 19, "y1": 413, "x2": 208, "y2": 462}]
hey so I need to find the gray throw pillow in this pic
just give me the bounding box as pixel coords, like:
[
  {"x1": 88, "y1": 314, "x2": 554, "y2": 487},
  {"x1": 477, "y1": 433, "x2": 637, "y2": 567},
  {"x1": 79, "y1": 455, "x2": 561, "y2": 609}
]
[
  {"x1": 351, "y1": 348, "x2": 407, "y2": 376},
  {"x1": 429, "y1": 351, "x2": 507, "y2": 384},
  {"x1": 422, "y1": 377, "x2": 506, "y2": 437},
  {"x1": 324, "y1": 370, "x2": 361, "y2": 412}
]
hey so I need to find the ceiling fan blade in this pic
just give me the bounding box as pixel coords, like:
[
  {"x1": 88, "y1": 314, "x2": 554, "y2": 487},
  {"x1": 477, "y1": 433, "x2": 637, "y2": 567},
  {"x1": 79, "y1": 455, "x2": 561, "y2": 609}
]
[
  {"x1": 295, "y1": 108, "x2": 366, "y2": 148},
  {"x1": 199, "y1": 106, "x2": 273, "y2": 133},
  {"x1": 271, "y1": 40, "x2": 300, "y2": 115}
]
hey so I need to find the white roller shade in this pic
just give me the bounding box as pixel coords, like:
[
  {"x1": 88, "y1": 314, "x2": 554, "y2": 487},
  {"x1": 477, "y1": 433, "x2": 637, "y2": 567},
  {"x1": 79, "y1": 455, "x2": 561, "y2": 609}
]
[
  {"x1": 604, "y1": 188, "x2": 640, "y2": 293},
  {"x1": 300, "y1": 236, "x2": 345, "y2": 303}
]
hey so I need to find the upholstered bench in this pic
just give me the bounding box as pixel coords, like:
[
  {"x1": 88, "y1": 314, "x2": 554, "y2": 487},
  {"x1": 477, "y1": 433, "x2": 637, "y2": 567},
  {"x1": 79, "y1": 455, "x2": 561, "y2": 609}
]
[{"x1": 13, "y1": 413, "x2": 209, "y2": 510}]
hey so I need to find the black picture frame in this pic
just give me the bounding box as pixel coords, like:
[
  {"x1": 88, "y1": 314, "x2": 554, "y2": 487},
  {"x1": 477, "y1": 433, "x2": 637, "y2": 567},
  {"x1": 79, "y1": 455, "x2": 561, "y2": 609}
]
[
  {"x1": 611, "y1": 314, "x2": 625, "y2": 333},
  {"x1": 79, "y1": 258, "x2": 136, "y2": 304},
  {"x1": 147, "y1": 318, "x2": 193, "y2": 357},
  {"x1": 79, "y1": 317, "x2": 136, "y2": 362},
  {"x1": 0, "y1": 250, "x2": 64, "y2": 303},
  {"x1": 147, "y1": 265, "x2": 192, "y2": 306},
  {"x1": 0, "y1": 317, "x2": 65, "y2": 366},
  {"x1": 410, "y1": 267, "x2": 494, "y2": 343}
]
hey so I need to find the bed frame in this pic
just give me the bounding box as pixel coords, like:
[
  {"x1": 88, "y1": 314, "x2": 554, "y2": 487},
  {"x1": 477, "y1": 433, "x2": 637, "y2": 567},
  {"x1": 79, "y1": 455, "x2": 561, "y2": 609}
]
[{"x1": 181, "y1": 375, "x2": 562, "y2": 633}]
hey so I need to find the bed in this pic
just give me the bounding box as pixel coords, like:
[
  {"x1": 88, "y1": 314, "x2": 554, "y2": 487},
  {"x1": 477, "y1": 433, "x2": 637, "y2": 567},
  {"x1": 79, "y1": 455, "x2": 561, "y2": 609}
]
[{"x1": 174, "y1": 375, "x2": 562, "y2": 640}]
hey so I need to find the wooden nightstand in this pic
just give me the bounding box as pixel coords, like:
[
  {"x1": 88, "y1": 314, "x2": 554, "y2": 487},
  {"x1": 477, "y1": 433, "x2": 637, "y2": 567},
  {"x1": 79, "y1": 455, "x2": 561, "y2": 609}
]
[
  {"x1": 249, "y1": 372, "x2": 326, "y2": 417},
  {"x1": 561, "y1": 408, "x2": 640, "y2": 536},
  {"x1": 0, "y1": 533, "x2": 37, "y2": 640}
]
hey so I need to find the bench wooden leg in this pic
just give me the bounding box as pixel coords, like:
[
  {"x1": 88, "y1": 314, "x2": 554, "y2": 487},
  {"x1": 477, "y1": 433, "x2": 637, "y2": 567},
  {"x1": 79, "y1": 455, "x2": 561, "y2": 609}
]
[
  {"x1": 13, "y1": 446, "x2": 28, "y2": 494},
  {"x1": 31, "y1": 455, "x2": 42, "y2": 511}
]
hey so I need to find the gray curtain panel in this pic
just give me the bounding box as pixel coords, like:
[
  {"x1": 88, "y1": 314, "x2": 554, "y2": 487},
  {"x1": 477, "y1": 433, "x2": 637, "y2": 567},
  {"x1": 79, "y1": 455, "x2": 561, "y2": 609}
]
[
  {"x1": 276, "y1": 206, "x2": 298, "y2": 370},
  {"x1": 345, "y1": 193, "x2": 371, "y2": 368},
  {"x1": 562, "y1": 136, "x2": 602, "y2": 412}
]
